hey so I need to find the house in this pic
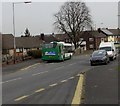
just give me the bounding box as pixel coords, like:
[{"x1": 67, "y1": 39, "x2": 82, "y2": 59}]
[
  {"x1": 55, "y1": 34, "x2": 72, "y2": 43},
  {"x1": 2, "y1": 34, "x2": 14, "y2": 55},
  {"x1": 98, "y1": 28, "x2": 120, "y2": 43},
  {"x1": 44, "y1": 34, "x2": 58, "y2": 43},
  {"x1": 108, "y1": 28, "x2": 120, "y2": 43},
  {"x1": 15, "y1": 36, "x2": 43, "y2": 56},
  {"x1": 53, "y1": 31, "x2": 106, "y2": 50},
  {"x1": 79, "y1": 30, "x2": 107, "y2": 50},
  {"x1": 36, "y1": 33, "x2": 58, "y2": 43},
  {"x1": 2, "y1": 34, "x2": 43, "y2": 56}
]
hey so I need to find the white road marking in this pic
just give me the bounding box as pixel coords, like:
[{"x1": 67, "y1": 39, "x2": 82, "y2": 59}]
[
  {"x1": 49, "y1": 83, "x2": 58, "y2": 87},
  {"x1": 32, "y1": 71, "x2": 48, "y2": 76},
  {"x1": 50, "y1": 63, "x2": 54, "y2": 64},
  {"x1": 2, "y1": 77, "x2": 22, "y2": 84},
  {"x1": 15, "y1": 95, "x2": 29, "y2": 101},
  {"x1": 55, "y1": 66, "x2": 65, "y2": 70},
  {"x1": 68, "y1": 77, "x2": 74, "y2": 80},
  {"x1": 61, "y1": 80, "x2": 68, "y2": 83},
  {"x1": 76, "y1": 74, "x2": 80, "y2": 77},
  {"x1": 20, "y1": 63, "x2": 40, "y2": 70},
  {"x1": 45, "y1": 64, "x2": 49, "y2": 65},
  {"x1": 35, "y1": 88, "x2": 45, "y2": 93},
  {"x1": 69, "y1": 64, "x2": 73, "y2": 66},
  {"x1": 68, "y1": 63, "x2": 77, "y2": 66}
]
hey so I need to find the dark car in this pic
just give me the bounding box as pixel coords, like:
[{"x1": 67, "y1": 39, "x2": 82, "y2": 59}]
[{"x1": 90, "y1": 50, "x2": 110, "y2": 66}]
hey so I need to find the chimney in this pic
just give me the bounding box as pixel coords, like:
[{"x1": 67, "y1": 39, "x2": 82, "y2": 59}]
[
  {"x1": 98, "y1": 28, "x2": 101, "y2": 33},
  {"x1": 41, "y1": 33, "x2": 44, "y2": 40}
]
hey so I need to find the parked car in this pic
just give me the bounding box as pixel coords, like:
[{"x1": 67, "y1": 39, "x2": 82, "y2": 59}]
[
  {"x1": 99, "y1": 42, "x2": 117, "y2": 60},
  {"x1": 90, "y1": 50, "x2": 110, "y2": 66}
]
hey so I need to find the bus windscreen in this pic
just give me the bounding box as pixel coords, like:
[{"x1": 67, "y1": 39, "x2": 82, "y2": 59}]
[{"x1": 43, "y1": 43, "x2": 57, "y2": 48}]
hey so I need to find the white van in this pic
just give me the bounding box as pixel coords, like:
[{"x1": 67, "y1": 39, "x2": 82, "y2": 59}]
[{"x1": 99, "y1": 42, "x2": 117, "y2": 60}]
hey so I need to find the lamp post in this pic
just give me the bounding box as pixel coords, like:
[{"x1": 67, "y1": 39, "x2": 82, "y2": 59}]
[{"x1": 12, "y1": 1, "x2": 31, "y2": 64}]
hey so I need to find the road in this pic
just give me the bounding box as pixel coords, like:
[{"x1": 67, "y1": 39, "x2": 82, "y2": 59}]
[
  {"x1": 84, "y1": 57, "x2": 118, "y2": 104},
  {"x1": 2, "y1": 55, "x2": 118, "y2": 104}
]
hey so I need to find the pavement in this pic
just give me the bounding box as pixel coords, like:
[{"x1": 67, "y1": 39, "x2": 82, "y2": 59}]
[
  {"x1": 2, "y1": 59, "x2": 41, "y2": 75},
  {"x1": 84, "y1": 58, "x2": 118, "y2": 104}
]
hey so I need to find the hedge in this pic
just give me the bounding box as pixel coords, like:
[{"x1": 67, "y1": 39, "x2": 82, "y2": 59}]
[{"x1": 27, "y1": 50, "x2": 42, "y2": 58}]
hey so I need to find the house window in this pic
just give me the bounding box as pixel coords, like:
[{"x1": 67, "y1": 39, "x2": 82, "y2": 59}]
[
  {"x1": 80, "y1": 38, "x2": 84, "y2": 41},
  {"x1": 16, "y1": 48, "x2": 23, "y2": 53},
  {"x1": 65, "y1": 39, "x2": 68, "y2": 42},
  {"x1": 66, "y1": 39, "x2": 68, "y2": 42},
  {"x1": 89, "y1": 44, "x2": 94, "y2": 48},
  {"x1": 69, "y1": 39, "x2": 71, "y2": 42},
  {"x1": 101, "y1": 38, "x2": 104, "y2": 42},
  {"x1": 2, "y1": 49, "x2": 9, "y2": 54},
  {"x1": 89, "y1": 38, "x2": 94, "y2": 41}
]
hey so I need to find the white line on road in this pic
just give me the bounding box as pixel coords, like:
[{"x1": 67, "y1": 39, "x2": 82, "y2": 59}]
[
  {"x1": 35, "y1": 88, "x2": 45, "y2": 93},
  {"x1": 50, "y1": 63, "x2": 55, "y2": 64},
  {"x1": 20, "y1": 63, "x2": 40, "y2": 71},
  {"x1": 45, "y1": 64, "x2": 49, "y2": 65},
  {"x1": 68, "y1": 77, "x2": 74, "y2": 80},
  {"x1": 2, "y1": 77, "x2": 22, "y2": 84},
  {"x1": 15, "y1": 95, "x2": 29, "y2": 101},
  {"x1": 61, "y1": 80, "x2": 68, "y2": 83},
  {"x1": 69, "y1": 63, "x2": 76, "y2": 66},
  {"x1": 54, "y1": 66, "x2": 65, "y2": 70},
  {"x1": 49, "y1": 83, "x2": 58, "y2": 87},
  {"x1": 76, "y1": 74, "x2": 80, "y2": 77},
  {"x1": 32, "y1": 71, "x2": 48, "y2": 76}
]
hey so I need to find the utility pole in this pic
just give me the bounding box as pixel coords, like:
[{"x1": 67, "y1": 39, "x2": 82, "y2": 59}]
[{"x1": 12, "y1": 1, "x2": 31, "y2": 64}]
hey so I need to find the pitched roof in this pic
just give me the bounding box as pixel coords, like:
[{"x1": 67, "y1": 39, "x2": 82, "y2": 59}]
[
  {"x1": 15, "y1": 36, "x2": 43, "y2": 48},
  {"x1": 98, "y1": 28, "x2": 120, "y2": 36},
  {"x1": 55, "y1": 34, "x2": 70, "y2": 41},
  {"x1": 36, "y1": 34, "x2": 58, "y2": 43},
  {"x1": 2, "y1": 34, "x2": 14, "y2": 49},
  {"x1": 100, "y1": 28, "x2": 113, "y2": 35},
  {"x1": 2, "y1": 34, "x2": 43, "y2": 49},
  {"x1": 108, "y1": 29, "x2": 120, "y2": 36},
  {"x1": 92, "y1": 31, "x2": 107, "y2": 38},
  {"x1": 81, "y1": 30, "x2": 106, "y2": 38},
  {"x1": 44, "y1": 35, "x2": 58, "y2": 43}
]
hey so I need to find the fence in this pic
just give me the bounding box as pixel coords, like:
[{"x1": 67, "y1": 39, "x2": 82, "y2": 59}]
[{"x1": 2, "y1": 54, "x2": 32, "y2": 66}]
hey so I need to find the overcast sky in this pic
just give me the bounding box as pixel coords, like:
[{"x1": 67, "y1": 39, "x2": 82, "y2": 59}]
[{"x1": 1, "y1": 1, "x2": 119, "y2": 36}]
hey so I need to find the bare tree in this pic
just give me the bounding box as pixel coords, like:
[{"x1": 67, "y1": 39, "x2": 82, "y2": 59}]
[{"x1": 54, "y1": 2, "x2": 92, "y2": 48}]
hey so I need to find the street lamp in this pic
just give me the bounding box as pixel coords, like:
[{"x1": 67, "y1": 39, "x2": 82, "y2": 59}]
[{"x1": 12, "y1": 1, "x2": 31, "y2": 64}]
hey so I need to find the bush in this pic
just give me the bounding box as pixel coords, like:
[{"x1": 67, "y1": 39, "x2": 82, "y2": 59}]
[{"x1": 27, "y1": 50, "x2": 42, "y2": 58}]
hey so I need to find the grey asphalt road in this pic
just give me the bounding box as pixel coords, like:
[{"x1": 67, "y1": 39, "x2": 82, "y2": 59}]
[
  {"x1": 2, "y1": 55, "x2": 91, "y2": 104},
  {"x1": 84, "y1": 58, "x2": 118, "y2": 104},
  {"x1": 2, "y1": 55, "x2": 118, "y2": 104}
]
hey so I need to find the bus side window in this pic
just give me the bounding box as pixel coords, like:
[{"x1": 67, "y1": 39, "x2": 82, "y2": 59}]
[
  {"x1": 53, "y1": 43, "x2": 57, "y2": 48},
  {"x1": 59, "y1": 46, "x2": 61, "y2": 53}
]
